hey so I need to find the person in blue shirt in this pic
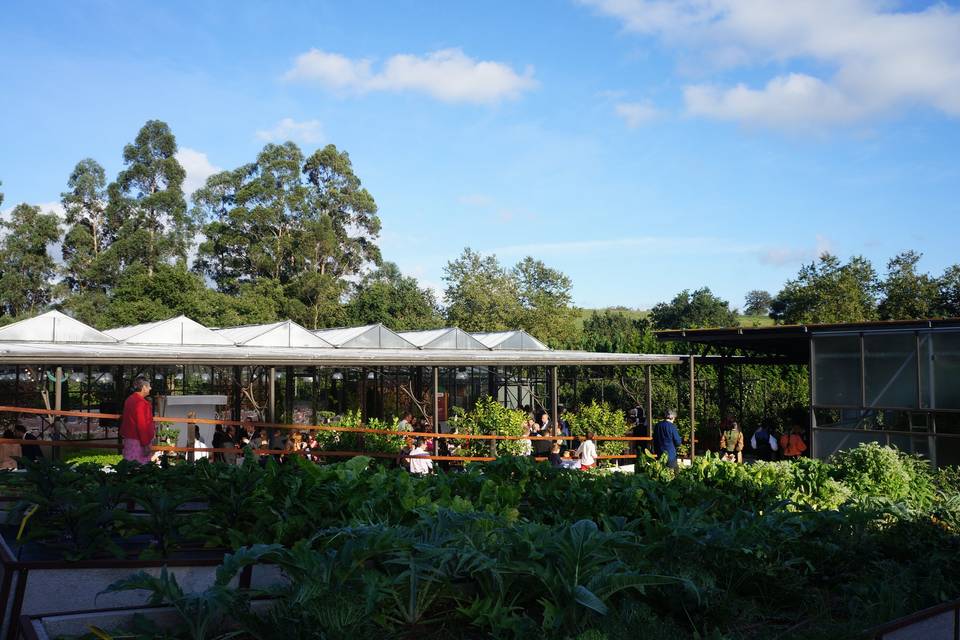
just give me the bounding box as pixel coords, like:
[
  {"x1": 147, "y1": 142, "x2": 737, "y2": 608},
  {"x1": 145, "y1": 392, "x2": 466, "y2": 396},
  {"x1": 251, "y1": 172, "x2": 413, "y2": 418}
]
[{"x1": 652, "y1": 409, "x2": 683, "y2": 469}]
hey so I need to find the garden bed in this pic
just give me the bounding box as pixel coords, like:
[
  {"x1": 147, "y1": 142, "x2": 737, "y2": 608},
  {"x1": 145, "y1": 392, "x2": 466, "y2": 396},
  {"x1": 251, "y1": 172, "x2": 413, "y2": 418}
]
[
  {"x1": 0, "y1": 445, "x2": 958, "y2": 638},
  {"x1": 0, "y1": 529, "x2": 283, "y2": 640}
]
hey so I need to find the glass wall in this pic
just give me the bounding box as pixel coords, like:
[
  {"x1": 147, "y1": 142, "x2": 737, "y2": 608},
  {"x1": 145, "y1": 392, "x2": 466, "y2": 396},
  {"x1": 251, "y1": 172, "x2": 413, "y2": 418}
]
[
  {"x1": 863, "y1": 333, "x2": 917, "y2": 408},
  {"x1": 812, "y1": 335, "x2": 861, "y2": 407},
  {"x1": 812, "y1": 328, "x2": 960, "y2": 467}
]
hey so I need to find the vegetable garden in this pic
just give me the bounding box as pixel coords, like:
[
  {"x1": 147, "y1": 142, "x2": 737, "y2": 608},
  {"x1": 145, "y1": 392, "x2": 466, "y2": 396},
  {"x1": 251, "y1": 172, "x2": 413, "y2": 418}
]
[{"x1": 3, "y1": 442, "x2": 960, "y2": 639}]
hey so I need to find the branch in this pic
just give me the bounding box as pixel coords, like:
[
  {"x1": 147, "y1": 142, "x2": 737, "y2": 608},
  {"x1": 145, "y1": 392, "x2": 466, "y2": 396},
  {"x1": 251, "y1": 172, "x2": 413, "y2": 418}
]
[{"x1": 398, "y1": 380, "x2": 429, "y2": 418}]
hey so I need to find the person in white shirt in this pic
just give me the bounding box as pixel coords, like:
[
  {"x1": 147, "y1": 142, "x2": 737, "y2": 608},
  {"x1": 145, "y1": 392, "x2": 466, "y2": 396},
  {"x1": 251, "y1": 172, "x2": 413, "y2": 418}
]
[
  {"x1": 519, "y1": 421, "x2": 534, "y2": 457},
  {"x1": 397, "y1": 412, "x2": 414, "y2": 431},
  {"x1": 575, "y1": 431, "x2": 598, "y2": 470},
  {"x1": 408, "y1": 437, "x2": 433, "y2": 475},
  {"x1": 192, "y1": 425, "x2": 210, "y2": 461}
]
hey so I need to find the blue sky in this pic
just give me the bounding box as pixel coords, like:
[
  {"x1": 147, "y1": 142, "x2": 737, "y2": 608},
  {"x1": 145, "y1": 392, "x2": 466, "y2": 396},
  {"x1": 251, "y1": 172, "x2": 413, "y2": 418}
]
[{"x1": 2, "y1": 0, "x2": 959, "y2": 310}]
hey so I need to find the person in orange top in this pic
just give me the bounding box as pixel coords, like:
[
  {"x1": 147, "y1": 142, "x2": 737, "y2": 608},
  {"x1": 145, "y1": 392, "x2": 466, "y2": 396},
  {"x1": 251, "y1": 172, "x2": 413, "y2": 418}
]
[
  {"x1": 120, "y1": 376, "x2": 156, "y2": 464},
  {"x1": 781, "y1": 424, "x2": 808, "y2": 459}
]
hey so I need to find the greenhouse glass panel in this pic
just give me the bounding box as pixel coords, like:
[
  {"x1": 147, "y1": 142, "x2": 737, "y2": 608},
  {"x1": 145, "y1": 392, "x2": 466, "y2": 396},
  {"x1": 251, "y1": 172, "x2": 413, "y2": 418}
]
[
  {"x1": 812, "y1": 335, "x2": 861, "y2": 407},
  {"x1": 863, "y1": 333, "x2": 918, "y2": 408},
  {"x1": 932, "y1": 331, "x2": 960, "y2": 410}
]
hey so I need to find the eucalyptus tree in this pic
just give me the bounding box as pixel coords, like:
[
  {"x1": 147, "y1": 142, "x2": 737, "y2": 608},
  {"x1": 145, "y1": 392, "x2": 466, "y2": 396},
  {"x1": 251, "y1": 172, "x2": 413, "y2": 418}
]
[
  {"x1": 193, "y1": 142, "x2": 381, "y2": 329},
  {"x1": 60, "y1": 158, "x2": 111, "y2": 292},
  {"x1": 0, "y1": 204, "x2": 62, "y2": 318},
  {"x1": 104, "y1": 120, "x2": 190, "y2": 281}
]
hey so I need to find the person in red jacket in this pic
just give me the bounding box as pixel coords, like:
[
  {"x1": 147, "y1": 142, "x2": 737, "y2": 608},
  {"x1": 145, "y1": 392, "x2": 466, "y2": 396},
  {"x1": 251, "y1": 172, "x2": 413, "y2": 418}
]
[{"x1": 120, "y1": 376, "x2": 156, "y2": 464}]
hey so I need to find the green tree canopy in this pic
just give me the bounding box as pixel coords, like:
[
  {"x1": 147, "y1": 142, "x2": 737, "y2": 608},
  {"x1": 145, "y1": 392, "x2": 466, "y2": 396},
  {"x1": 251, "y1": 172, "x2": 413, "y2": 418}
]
[
  {"x1": 877, "y1": 251, "x2": 940, "y2": 320},
  {"x1": 770, "y1": 253, "x2": 878, "y2": 324},
  {"x1": 346, "y1": 262, "x2": 441, "y2": 330},
  {"x1": 512, "y1": 257, "x2": 580, "y2": 348},
  {"x1": 193, "y1": 142, "x2": 380, "y2": 329},
  {"x1": 0, "y1": 204, "x2": 62, "y2": 318},
  {"x1": 96, "y1": 263, "x2": 281, "y2": 330},
  {"x1": 61, "y1": 158, "x2": 110, "y2": 293},
  {"x1": 650, "y1": 287, "x2": 737, "y2": 329},
  {"x1": 937, "y1": 265, "x2": 960, "y2": 318},
  {"x1": 104, "y1": 120, "x2": 190, "y2": 280},
  {"x1": 581, "y1": 310, "x2": 655, "y2": 354},
  {"x1": 743, "y1": 289, "x2": 773, "y2": 316},
  {"x1": 442, "y1": 248, "x2": 522, "y2": 333}
]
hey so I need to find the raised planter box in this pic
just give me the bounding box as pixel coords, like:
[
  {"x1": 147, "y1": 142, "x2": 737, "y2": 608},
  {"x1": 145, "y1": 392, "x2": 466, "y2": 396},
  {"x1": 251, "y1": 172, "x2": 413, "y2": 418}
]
[
  {"x1": 0, "y1": 533, "x2": 283, "y2": 640},
  {"x1": 18, "y1": 600, "x2": 275, "y2": 640}
]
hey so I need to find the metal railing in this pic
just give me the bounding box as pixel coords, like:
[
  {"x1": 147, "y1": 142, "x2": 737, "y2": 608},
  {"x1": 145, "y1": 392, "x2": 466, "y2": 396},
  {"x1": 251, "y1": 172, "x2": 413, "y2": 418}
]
[{"x1": 0, "y1": 405, "x2": 651, "y2": 463}]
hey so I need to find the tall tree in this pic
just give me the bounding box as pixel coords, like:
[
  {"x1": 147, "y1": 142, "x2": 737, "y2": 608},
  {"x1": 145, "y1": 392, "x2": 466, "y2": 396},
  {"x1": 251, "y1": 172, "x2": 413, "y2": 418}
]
[
  {"x1": 512, "y1": 257, "x2": 579, "y2": 347},
  {"x1": 0, "y1": 204, "x2": 62, "y2": 317},
  {"x1": 938, "y1": 264, "x2": 960, "y2": 318},
  {"x1": 743, "y1": 289, "x2": 773, "y2": 316},
  {"x1": 769, "y1": 253, "x2": 878, "y2": 324},
  {"x1": 105, "y1": 120, "x2": 190, "y2": 280},
  {"x1": 60, "y1": 159, "x2": 110, "y2": 292},
  {"x1": 442, "y1": 248, "x2": 522, "y2": 332},
  {"x1": 193, "y1": 142, "x2": 309, "y2": 292},
  {"x1": 877, "y1": 251, "x2": 940, "y2": 320},
  {"x1": 194, "y1": 142, "x2": 380, "y2": 328},
  {"x1": 346, "y1": 262, "x2": 441, "y2": 330},
  {"x1": 650, "y1": 287, "x2": 737, "y2": 329},
  {"x1": 302, "y1": 145, "x2": 381, "y2": 279}
]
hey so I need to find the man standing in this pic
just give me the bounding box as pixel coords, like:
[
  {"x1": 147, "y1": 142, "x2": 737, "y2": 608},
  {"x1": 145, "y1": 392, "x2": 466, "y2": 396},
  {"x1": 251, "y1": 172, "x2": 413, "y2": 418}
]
[
  {"x1": 120, "y1": 376, "x2": 156, "y2": 464},
  {"x1": 652, "y1": 408, "x2": 682, "y2": 469},
  {"x1": 750, "y1": 424, "x2": 779, "y2": 462}
]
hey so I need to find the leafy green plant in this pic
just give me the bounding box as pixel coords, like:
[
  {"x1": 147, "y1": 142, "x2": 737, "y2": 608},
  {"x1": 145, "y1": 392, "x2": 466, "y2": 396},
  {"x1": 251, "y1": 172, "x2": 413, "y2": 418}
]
[
  {"x1": 98, "y1": 544, "x2": 281, "y2": 640},
  {"x1": 459, "y1": 396, "x2": 527, "y2": 457},
  {"x1": 831, "y1": 442, "x2": 935, "y2": 509},
  {"x1": 568, "y1": 401, "x2": 632, "y2": 462}
]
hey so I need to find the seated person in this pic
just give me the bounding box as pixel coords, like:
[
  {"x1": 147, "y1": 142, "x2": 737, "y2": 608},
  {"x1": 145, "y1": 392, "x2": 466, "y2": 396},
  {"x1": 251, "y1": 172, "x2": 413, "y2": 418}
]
[
  {"x1": 560, "y1": 450, "x2": 581, "y2": 470},
  {"x1": 548, "y1": 443, "x2": 562, "y2": 467}
]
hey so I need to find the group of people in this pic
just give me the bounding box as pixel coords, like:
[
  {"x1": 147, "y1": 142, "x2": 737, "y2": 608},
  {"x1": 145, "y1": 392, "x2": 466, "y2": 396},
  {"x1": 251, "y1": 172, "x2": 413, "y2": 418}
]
[
  {"x1": 519, "y1": 407, "x2": 598, "y2": 471},
  {"x1": 718, "y1": 417, "x2": 808, "y2": 463},
  {"x1": 117, "y1": 377, "x2": 809, "y2": 474},
  {"x1": 650, "y1": 409, "x2": 809, "y2": 469}
]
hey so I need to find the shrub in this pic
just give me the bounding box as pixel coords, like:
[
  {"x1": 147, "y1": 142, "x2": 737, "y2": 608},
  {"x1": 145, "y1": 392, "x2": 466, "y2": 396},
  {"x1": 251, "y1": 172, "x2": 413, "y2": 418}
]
[
  {"x1": 364, "y1": 416, "x2": 405, "y2": 454},
  {"x1": 830, "y1": 442, "x2": 935, "y2": 509},
  {"x1": 459, "y1": 396, "x2": 527, "y2": 457},
  {"x1": 568, "y1": 401, "x2": 632, "y2": 462}
]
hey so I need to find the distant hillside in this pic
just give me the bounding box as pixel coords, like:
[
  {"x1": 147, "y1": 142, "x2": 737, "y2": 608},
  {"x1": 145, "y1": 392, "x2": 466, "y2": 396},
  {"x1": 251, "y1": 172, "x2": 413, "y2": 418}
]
[{"x1": 577, "y1": 308, "x2": 774, "y2": 329}]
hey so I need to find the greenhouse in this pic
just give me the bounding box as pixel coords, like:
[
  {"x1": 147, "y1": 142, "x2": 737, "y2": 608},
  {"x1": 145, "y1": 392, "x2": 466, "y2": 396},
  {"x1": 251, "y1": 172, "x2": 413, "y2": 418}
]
[
  {"x1": 0, "y1": 311, "x2": 680, "y2": 440},
  {"x1": 657, "y1": 318, "x2": 960, "y2": 468}
]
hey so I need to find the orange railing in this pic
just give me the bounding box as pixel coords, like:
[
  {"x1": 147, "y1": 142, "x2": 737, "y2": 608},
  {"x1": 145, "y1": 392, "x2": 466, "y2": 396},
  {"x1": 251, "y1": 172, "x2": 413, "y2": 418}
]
[{"x1": 0, "y1": 405, "x2": 650, "y2": 463}]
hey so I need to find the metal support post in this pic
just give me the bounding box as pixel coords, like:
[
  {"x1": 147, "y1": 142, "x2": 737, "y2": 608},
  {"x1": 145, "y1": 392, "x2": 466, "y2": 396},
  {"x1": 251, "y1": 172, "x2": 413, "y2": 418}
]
[
  {"x1": 689, "y1": 356, "x2": 696, "y2": 460},
  {"x1": 808, "y1": 338, "x2": 817, "y2": 459},
  {"x1": 268, "y1": 367, "x2": 276, "y2": 422},
  {"x1": 645, "y1": 365, "x2": 653, "y2": 439},
  {"x1": 550, "y1": 366, "x2": 559, "y2": 427},
  {"x1": 432, "y1": 366, "x2": 440, "y2": 433},
  {"x1": 54, "y1": 366, "x2": 63, "y2": 459}
]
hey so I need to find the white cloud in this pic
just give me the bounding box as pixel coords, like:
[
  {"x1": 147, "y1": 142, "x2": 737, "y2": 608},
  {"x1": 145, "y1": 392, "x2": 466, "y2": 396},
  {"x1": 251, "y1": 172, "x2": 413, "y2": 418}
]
[
  {"x1": 283, "y1": 48, "x2": 537, "y2": 104},
  {"x1": 175, "y1": 148, "x2": 221, "y2": 196},
  {"x1": 684, "y1": 73, "x2": 867, "y2": 128},
  {"x1": 615, "y1": 101, "x2": 660, "y2": 128},
  {"x1": 581, "y1": 0, "x2": 960, "y2": 130},
  {"x1": 255, "y1": 118, "x2": 324, "y2": 144}
]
